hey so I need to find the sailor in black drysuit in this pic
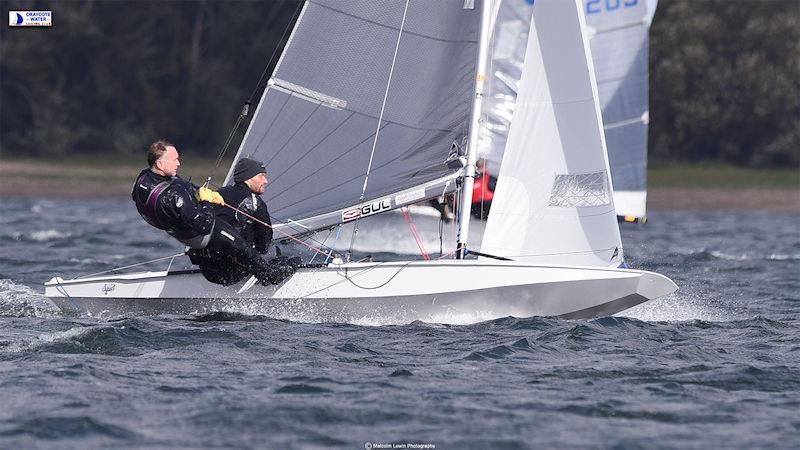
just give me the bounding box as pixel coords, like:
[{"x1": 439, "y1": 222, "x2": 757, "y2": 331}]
[
  {"x1": 131, "y1": 141, "x2": 295, "y2": 286},
  {"x1": 190, "y1": 158, "x2": 299, "y2": 285}
]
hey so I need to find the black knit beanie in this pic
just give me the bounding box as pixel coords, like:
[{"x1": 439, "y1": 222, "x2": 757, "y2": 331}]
[{"x1": 233, "y1": 158, "x2": 266, "y2": 183}]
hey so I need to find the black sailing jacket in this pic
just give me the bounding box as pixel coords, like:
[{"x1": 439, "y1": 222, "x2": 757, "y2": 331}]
[
  {"x1": 216, "y1": 182, "x2": 272, "y2": 253},
  {"x1": 131, "y1": 169, "x2": 215, "y2": 240}
]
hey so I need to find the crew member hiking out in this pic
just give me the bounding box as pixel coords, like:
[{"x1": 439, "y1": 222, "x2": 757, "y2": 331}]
[
  {"x1": 131, "y1": 140, "x2": 296, "y2": 286},
  {"x1": 190, "y1": 157, "x2": 299, "y2": 285},
  {"x1": 218, "y1": 158, "x2": 273, "y2": 254}
]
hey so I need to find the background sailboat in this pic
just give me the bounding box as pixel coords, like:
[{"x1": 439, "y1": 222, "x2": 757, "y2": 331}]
[{"x1": 482, "y1": 0, "x2": 658, "y2": 222}]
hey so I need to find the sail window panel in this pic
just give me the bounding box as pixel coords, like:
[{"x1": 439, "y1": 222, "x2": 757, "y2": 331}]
[{"x1": 548, "y1": 171, "x2": 611, "y2": 208}]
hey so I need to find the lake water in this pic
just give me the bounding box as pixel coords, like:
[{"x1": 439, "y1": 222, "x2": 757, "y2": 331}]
[{"x1": 1, "y1": 199, "x2": 798, "y2": 448}]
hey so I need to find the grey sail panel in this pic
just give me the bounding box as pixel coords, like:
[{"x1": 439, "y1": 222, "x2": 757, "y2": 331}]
[
  {"x1": 585, "y1": 0, "x2": 652, "y2": 217},
  {"x1": 480, "y1": 0, "x2": 534, "y2": 171},
  {"x1": 230, "y1": 0, "x2": 480, "y2": 230}
]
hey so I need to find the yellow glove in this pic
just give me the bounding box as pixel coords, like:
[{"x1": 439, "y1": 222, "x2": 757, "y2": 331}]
[{"x1": 198, "y1": 186, "x2": 225, "y2": 205}]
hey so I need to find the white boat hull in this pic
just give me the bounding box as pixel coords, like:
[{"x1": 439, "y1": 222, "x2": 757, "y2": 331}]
[{"x1": 45, "y1": 260, "x2": 677, "y2": 324}]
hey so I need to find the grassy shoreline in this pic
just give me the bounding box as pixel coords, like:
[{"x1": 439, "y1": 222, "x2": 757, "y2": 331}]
[{"x1": 1, "y1": 158, "x2": 798, "y2": 212}]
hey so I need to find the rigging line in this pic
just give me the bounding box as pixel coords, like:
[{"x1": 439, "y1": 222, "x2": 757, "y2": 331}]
[
  {"x1": 73, "y1": 253, "x2": 185, "y2": 280},
  {"x1": 309, "y1": 227, "x2": 335, "y2": 264},
  {"x1": 439, "y1": 213, "x2": 444, "y2": 257},
  {"x1": 339, "y1": 261, "x2": 413, "y2": 290},
  {"x1": 437, "y1": 249, "x2": 457, "y2": 260},
  {"x1": 264, "y1": 215, "x2": 333, "y2": 249},
  {"x1": 481, "y1": 245, "x2": 621, "y2": 258},
  {"x1": 247, "y1": 0, "x2": 305, "y2": 103},
  {"x1": 401, "y1": 207, "x2": 429, "y2": 260},
  {"x1": 292, "y1": 260, "x2": 393, "y2": 299},
  {"x1": 269, "y1": 123, "x2": 440, "y2": 209},
  {"x1": 209, "y1": 0, "x2": 304, "y2": 176},
  {"x1": 250, "y1": 92, "x2": 292, "y2": 161},
  {"x1": 212, "y1": 102, "x2": 249, "y2": 172},
  {"x1": 347, "y1": 0, "x2": 411, "y2": 258},
  {"x1": 264, "y1": 102, "x2": 322, "y2": 167},
  {"x1": 266, "y1": 121, "x2": 391, "y2": 201},
  {"x1": 324, "y1": 225, "x2": 343, "y2": 264},
  {"x1": 265, "y1": 111, "x2": 355, "y2": 187},
  {"x1": 221, "y1": 203, "x2": 330, "y2": 257}
]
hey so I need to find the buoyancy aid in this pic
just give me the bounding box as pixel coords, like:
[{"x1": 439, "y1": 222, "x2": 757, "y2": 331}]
[
  {"x1": 131, "y1": 169, "x2": 215, "y2": 248},
  {"x1": 134, "y1": 171, "x2": 173, "y2": 231}
]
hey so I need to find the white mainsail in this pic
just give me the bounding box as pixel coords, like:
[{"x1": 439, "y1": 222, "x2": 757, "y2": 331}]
[{"x1": 481, "y1": 0, "x2": 624, "y2": 267}]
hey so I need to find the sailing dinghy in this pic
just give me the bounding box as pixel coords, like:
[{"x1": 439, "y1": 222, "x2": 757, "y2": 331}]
[{"x1": 45, "y1": 0, "x2": 676, "y2": 324}]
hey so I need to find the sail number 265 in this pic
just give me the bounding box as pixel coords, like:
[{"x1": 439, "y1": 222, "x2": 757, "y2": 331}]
[{"x1": 586, "y1": 0, "x2": 638, "y2": 15}]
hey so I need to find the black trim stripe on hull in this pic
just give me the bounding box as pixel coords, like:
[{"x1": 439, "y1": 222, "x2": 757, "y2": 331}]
[{"x1": 557, "y1": 293, "x2": 648, "y2": 319}]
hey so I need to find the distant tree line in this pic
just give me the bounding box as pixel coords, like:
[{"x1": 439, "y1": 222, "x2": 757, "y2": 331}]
[
  {"x1": 1, "y1": 0, "x2": 798, "y2": 167},
  {"x1": 1, "y1": 0, "x2": 302, "y2": 158},
  {"x1": 649, "y1": 0, "x2": 799, "y2": 167}
]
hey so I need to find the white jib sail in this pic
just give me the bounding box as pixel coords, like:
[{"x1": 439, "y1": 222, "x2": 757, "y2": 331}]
[{"x1": 480, "y1": 0, "x2": 623, "y2": 267}]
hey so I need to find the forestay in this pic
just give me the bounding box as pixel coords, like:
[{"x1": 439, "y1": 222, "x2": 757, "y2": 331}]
[
  {"x1": 226, "y1": 0, "x2": 481, "y2": 236},
  {"x1": 585, "y1": 0, "x2": 656, "y2": 219},
  {"x1": 481, "y1": 0, "x2": 624, "y2": 267}
]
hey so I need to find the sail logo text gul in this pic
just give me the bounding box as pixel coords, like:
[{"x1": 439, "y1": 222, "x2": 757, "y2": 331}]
[
  {"x1": 342, "y1": 198, "x2": 392, "y2": 223},
  {"x1": 101, "y1": 284, "x2": 116, "y2": 295}
]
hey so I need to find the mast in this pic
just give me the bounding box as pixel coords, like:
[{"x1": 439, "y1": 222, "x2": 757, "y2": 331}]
[{"x1": 456, "y1": 0, "x2": 494, "y2": 259}]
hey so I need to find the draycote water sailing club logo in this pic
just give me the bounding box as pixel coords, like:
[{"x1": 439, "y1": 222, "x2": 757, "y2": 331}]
[
  {"x1": 342, "y1": 198, "x2": 392, "y2": 223},
  {"x1": 8, "y1": 11, "x2": 52, "y2": 27}
]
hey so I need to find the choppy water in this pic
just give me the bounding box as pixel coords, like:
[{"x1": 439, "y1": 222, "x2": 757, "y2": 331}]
[{"x1": 1, "y1": 199, "x2": 798, "y2": 448}]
